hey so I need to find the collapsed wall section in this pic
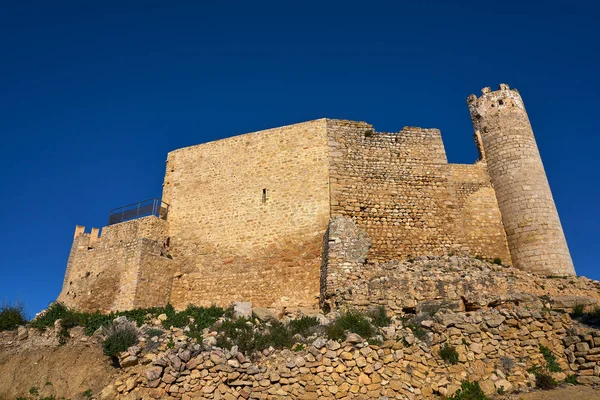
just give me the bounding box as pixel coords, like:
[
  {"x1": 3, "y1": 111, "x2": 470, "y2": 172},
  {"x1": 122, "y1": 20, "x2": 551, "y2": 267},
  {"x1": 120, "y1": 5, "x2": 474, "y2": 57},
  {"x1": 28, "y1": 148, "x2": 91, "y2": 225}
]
[
  {"x1": 57, "y1": 217, "x2": 174, "y2": 313},
  {"x1": 163, "y1": 119, "x2": 331, "y2": 309}
]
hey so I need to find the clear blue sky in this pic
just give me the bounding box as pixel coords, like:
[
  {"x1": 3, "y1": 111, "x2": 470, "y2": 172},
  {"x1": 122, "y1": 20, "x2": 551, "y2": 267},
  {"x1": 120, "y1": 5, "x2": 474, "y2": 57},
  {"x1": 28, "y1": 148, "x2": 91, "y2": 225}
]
[{"x1": 1, "y1": 1, "x2": 598, "y2": 317}]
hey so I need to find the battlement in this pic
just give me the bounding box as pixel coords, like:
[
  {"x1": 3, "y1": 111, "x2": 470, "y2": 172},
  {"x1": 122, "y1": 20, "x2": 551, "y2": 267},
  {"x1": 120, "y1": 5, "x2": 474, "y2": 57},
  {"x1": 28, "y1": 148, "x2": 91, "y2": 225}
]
[{"x1": 467, "y1": 84, "x2": 525, "y2": 122}]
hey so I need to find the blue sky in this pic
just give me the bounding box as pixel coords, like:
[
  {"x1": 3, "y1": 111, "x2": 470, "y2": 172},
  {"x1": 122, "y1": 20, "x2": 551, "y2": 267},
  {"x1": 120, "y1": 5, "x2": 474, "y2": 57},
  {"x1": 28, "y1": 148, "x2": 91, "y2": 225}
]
[{"x1": 1, "y1": 1, "x2": 598, "y2": 317}]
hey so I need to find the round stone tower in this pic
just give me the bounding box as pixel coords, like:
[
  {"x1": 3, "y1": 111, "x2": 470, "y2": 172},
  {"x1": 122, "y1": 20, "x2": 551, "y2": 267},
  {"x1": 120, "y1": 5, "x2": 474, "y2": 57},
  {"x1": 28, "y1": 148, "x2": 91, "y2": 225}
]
[{"x1": 467, "y1": 84, "x2": 575, "y2": 275}]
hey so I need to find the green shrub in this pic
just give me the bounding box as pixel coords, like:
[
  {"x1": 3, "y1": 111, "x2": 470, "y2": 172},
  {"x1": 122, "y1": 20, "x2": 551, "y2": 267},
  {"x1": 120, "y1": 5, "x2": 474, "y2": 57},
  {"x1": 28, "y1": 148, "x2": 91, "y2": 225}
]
[
  {"x1": 0, "y1": 302, "x2": 27, "y2": 331},
  {"x1": 216, "y1": 317, "x2": 257, "y2": 353},
  {"x1": 492, "y1": 258, "x2": 502, "y2": 265},
  {"x1": 535, "y1": 373, "x2": 558, "y2": 390},
  {"x1": 369, "y1": 306, "x2": 391, "y2": 327},
  {"x1": 265, "y1": 320, "x2": 293, "y2": 348},
  {"x1": 571, "y1": 304, "x2": 585, "y2": 317},
  {"x1": 31, "y1": 302, "x2": 71, "y2": 329},
  {"x1": 565, "y1": 374, "x2": 579, "y2": 385},
  {"x1": 146, "y1": 328, "x2": 164, "y2": 337},
  {"x1": 292, "y1": 343, "x2": 305, "y2": 352},
  {"x1": 448, "y1": 380, "x2": 488, "y2": 400},
  {"x1": 327, "y1": 310, "x2": 375, "y2": 341},
  {"x1": 84, "y1": 311, "x2": 113, "y2": 335},
  {"x1": 288, "y1": 316, "x2": 319, "y2": 336},
  {"x1": 527, "y1": 365, "x2": 543, "y2": 375},
  {"x1": 102, "y1": 321, "x2": 138, "y2": 357},
  {"x1": 400, "y1": 315, "x2": 429, "y2": 341},
  {"x1": 539, "y1": 344, "x2": 561, "y2": 373},
  {"x1": 439, "y1": 343, "x2": 459, "y2": 365}
]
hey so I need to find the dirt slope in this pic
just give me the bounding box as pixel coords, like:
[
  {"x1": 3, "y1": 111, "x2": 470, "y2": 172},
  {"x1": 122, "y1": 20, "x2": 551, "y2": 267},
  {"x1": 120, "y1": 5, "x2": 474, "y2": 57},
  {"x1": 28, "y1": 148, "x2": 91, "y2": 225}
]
[{"x1": 0, "y1": 340, "x2": 115, "y2": 400}]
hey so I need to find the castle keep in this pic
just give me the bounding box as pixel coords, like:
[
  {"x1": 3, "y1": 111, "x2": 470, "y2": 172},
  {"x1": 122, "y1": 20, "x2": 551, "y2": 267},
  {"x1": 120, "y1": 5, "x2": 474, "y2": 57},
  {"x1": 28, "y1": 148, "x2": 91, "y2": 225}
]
[{"x1": 58, "y1": 84, "x2": 575, "y2": 313}]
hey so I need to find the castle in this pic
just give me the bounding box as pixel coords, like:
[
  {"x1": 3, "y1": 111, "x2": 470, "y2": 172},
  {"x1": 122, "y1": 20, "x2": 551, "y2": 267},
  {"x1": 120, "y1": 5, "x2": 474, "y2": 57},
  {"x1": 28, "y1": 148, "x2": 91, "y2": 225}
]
[{"x1": 57, "y1": 84, "x2": 575, "y2": 313}]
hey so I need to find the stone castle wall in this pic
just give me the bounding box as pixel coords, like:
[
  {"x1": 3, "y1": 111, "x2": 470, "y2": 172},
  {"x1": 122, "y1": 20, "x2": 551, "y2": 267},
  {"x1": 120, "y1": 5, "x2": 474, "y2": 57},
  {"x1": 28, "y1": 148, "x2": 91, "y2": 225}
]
[
  {"x1": 58, "y1": 217, "x2": 174, "y2": 313},
  {"x1": 58, "y1": 84, "x2": 575, "y2": 312},
  {"x1": 326, "y1": 120, "x2": 510, "y2": 264},
  {"x1": 163, "y1": 119, "x2": 331, "y2": 310}
]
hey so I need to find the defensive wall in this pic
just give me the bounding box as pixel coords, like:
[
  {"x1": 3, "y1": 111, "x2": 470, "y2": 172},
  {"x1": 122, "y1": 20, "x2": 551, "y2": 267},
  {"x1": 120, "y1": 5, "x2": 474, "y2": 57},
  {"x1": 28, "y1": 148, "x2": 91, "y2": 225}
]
[{"x1": 57, "y1": 84, "x2": 575, "y2": 314}]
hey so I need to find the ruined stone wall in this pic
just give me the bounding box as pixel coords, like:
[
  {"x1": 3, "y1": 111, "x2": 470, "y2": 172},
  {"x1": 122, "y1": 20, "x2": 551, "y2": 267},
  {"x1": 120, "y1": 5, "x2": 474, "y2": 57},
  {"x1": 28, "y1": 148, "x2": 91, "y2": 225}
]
[
  {"x1": 468, "y1": 84, "x2": 574, "y2": 275},
  {"x1": 328, "y1": 253, "x2": 600, "y2": 316},
  {"x1": 163, "y1": 120, "x2": 331, "y2": 310},
  {"x1": 58, "y1": 217, "x2": 173, "y2": 313},
  {"x1": 326, "y1": 119, "x2": 509, "y2": 264}
]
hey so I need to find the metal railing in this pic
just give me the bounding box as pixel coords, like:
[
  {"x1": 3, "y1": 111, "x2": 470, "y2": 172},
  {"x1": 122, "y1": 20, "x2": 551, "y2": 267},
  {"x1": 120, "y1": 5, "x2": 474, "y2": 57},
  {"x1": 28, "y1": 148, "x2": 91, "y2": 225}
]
[{"x1": 108, "y1": 198, "x2": 169, "y2": 226}]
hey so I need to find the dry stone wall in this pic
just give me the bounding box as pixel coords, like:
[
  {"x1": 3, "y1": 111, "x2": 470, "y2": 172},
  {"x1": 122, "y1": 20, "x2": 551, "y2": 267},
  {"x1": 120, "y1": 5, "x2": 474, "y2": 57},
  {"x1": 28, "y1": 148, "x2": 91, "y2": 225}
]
[{"x1": 96, "y1": 306, "x2": 600, "y2": 400}]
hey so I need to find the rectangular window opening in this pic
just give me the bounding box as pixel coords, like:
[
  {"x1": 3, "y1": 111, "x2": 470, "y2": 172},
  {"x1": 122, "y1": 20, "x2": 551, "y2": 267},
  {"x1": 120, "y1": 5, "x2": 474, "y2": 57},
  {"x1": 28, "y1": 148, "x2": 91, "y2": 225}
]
[{"x1": 262, "y1": 188, "x2": 268, "y2": 204}]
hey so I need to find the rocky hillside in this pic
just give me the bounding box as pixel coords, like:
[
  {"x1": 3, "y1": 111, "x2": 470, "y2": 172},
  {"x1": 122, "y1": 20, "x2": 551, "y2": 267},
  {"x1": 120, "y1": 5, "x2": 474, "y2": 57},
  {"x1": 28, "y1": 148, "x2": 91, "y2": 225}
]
[{"x1": 3, "y1": 256, "x2": 600, "y2": 400}]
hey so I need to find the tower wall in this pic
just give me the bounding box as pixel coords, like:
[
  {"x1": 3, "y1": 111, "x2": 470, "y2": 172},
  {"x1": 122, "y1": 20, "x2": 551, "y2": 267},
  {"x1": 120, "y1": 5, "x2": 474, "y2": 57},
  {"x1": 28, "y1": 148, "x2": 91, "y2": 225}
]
[{"x1": 468, "y1": 84, "x2": 574, "y2": 275}]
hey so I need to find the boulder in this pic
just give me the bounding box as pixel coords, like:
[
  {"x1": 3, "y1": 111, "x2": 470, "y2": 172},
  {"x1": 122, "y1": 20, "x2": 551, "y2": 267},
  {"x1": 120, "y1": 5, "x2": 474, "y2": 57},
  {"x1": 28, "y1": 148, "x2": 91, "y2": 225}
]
[{"x1": 233, "y1": 302, "x2": 253, "y2": 319}]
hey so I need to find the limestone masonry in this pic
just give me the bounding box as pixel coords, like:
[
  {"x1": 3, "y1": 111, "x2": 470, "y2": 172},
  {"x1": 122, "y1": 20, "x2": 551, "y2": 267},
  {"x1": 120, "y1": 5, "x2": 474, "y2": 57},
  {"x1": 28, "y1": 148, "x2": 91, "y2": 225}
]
[{"x1": 57, "y1": 84, "x2": 575, "y2": 313}]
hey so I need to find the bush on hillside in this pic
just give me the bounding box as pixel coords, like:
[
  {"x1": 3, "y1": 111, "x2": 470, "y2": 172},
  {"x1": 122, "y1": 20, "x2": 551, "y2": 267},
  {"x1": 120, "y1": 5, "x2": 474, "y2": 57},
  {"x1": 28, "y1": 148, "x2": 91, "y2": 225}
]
[
  {"x1": 102, "y1": 321, "x2": 138, "y2": 357},
  {"x1": 535, "y1": 373, "x2": 558, "y2": 390},
  {"x1": 327, "y1": 310, "x2": 376, "y2": 341},
  {"x1": 0, "y1": 302, "x2": 27, "y2": 331},
  {"x1": 288, "y1": 316, "x2": 320, "y2": 336},
  {"x1": 369, "y1": 306, "x2": 391, "y2": 327},
  {"x1": 448, "y1": 380, "x2": 488, "y2": 400},
  {"x1": 439, "y1": 343, "x2": 459, "y2": 365}
]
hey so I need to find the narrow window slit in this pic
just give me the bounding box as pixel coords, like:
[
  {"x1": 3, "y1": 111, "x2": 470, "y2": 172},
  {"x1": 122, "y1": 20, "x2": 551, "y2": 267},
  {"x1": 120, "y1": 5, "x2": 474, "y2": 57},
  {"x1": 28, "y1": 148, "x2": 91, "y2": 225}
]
[{"x1": 262, "y1": 188, "x2": 268, "y2": 204}]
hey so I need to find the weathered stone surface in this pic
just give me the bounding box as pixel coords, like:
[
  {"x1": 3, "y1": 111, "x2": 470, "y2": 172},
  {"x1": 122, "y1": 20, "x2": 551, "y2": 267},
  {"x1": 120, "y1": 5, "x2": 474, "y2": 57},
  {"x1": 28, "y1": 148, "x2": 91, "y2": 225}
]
[{"x1": 233, "y1": 302, "x2": 253, "y2": 319}]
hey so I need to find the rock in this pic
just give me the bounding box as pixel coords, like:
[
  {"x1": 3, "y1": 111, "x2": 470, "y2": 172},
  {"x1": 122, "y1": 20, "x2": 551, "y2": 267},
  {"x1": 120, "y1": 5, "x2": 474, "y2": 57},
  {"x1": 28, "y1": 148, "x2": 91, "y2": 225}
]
[
  {"x1": 157, "y1": 313, "x2": 168, "y2": 322},
  {"x1": 99, "y1": 384, "x2": 118, "y2": 399},
  {"x1": 294, "y1": 355, "x2": 306, "y2": 367},
  {"x1": 480, "y1": 380, "x2": 495, "y2": 395},
  {"x1": 233, "y1": 302, "x2": 253, "y2": 319},
  {"x1": 434, "y1": 312, "x2": 465, "y2": 327},
  {"x1": 312, "y1": 337, "x2": 327, "y2": 349},
  {"x1": 113, "y1": 316, "x2": 129, "y2": 324},
  {"x1": 550, "y1": 296, "x2": 597, "y2": 309},
  {"x1": 421, "y1": 320, "x2": 434, "y2": 328},
  {"x1": 17, "y1": 326, "x2": 28, "y2": 341},
  {"x1": 577, "y1": 376, "x2": 600, "y2": 385},
  {"x1": 327, "y1": 340, "x2": 341, "y2": 350},
  {"x1": 146, "y1": 366, "x2": 163, "y2": 381},
  {"x1": 495, "y1": 379, "x2": 512, "y2": 393},
  {"x1": 179, "y1": 349, "x2": 191, "y2": 362},
  {"x1": 125, "y1": 376, "x2": 137, "y2": 391},
  {"x1": 417, "y1": 299, "x2": 464, "y2": 315},
  {"x1": 120, "y1": 355, "x2": 138, "y2": 368},
  {"x1": 128, "y1": 345, "x2": 141, "y2": 356},
  {"x1": 485, "y1": 314, "x2": 506, "y2": 328},
  {"x1": 162, "y1": 373, "x2": 176, "y2": 384},
  {"x1": 253, "y1": 307, "x2": 278, "y2": 320},
  {"x1": 345, "y1": 332, "x2": 363, "y2": 343}
]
